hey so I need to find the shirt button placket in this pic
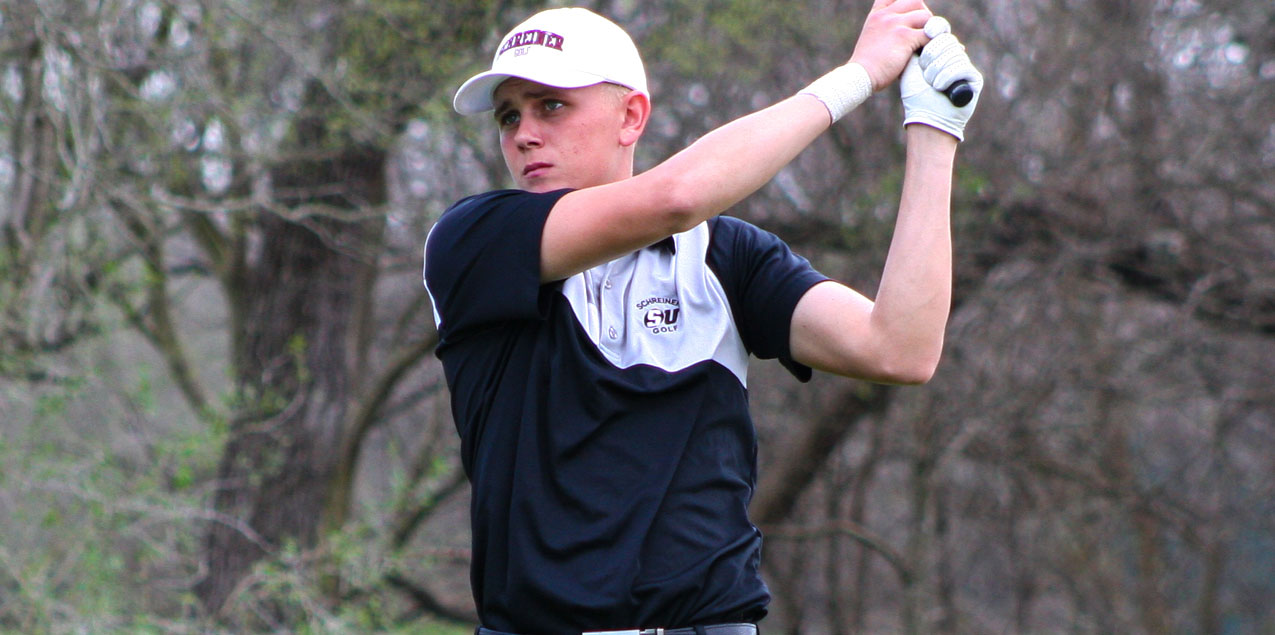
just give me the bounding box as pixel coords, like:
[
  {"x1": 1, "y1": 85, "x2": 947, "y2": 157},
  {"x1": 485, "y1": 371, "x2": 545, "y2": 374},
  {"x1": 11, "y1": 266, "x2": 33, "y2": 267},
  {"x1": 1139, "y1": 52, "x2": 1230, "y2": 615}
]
[
  {"x1": 605, "y1": 282, "x2": 615, "y2": 341},
  {"x1": 601, "y1": 268, "x2": 622, "y2": 347}
]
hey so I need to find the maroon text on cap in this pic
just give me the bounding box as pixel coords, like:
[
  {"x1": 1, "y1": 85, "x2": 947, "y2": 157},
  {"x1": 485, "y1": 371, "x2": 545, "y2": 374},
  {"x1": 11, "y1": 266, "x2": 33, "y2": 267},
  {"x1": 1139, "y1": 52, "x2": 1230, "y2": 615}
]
[{"x1": 498, "y1": 29, "x2": 565, "y2": 57}]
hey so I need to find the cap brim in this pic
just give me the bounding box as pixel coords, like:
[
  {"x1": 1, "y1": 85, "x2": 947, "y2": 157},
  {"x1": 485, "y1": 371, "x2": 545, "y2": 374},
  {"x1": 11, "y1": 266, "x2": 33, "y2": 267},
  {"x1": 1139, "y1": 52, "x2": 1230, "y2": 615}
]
[{"x1": 453, "y1": 67, "x2": 614, "y2": 115}]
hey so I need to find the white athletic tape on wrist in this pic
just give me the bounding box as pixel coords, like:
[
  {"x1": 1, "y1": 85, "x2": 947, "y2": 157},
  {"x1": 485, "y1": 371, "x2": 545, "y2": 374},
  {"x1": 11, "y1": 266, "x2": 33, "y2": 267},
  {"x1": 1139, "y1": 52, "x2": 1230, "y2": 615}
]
[{"x1": 800, "y1": 62, "x2": 873, "y2": 122}]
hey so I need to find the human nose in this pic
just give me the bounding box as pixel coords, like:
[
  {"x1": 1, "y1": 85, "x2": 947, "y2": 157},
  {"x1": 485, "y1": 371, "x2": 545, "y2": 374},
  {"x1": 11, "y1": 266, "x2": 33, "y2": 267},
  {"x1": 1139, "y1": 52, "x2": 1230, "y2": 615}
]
[{"x1": 513, "y1": 114, "x2": 543, "y2": 149}]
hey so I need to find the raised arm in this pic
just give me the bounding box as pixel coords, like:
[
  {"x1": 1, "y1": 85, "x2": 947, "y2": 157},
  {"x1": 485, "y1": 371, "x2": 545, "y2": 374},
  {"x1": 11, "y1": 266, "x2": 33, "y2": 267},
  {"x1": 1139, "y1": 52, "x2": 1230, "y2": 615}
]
[
  {"x1": 539, "y1": 92, "x2": 832, "y2": 281},
  {"x1": 789, "y1": 18, "x2": 984, "y2": 384},
  {"x1": 790, "y1": 126, "x2": 956, "y2": 384},
  {"x1": 538, "y1": 0, "x2": 934, "y2": 282}
]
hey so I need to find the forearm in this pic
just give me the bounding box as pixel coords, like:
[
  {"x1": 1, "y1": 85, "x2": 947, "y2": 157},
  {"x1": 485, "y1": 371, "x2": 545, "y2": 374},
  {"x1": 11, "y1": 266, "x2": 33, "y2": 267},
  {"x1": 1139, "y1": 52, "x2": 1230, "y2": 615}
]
[
  {"x1": 870, "y1": 125, "x2": 957, "y2": 375},
  {"x1": 539, "y1": 90, "x2": 845, "y2": 282},
  {"x1": 649, "y1": 94, "x2": 832, "y2": 229},
  {"x1": 788, "y1": 9, "x2": 980, "y2": 384}
]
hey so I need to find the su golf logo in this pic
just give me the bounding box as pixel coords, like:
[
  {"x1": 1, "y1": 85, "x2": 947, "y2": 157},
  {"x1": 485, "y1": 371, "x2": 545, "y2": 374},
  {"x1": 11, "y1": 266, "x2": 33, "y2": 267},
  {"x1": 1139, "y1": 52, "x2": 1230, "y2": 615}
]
[
  {"x1": 637, "y1": 297, "x2": 681, "y2": 334},
  {"x1": 644, "y1": 308, "x2": 680, "y2": 333}
]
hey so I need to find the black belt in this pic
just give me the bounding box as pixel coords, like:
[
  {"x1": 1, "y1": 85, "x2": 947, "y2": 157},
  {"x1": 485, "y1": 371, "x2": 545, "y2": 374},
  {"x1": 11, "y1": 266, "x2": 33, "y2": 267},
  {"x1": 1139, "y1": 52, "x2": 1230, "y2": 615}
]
[{"x1": 477, "y1": 624, "x2": 757, "y2": 635}]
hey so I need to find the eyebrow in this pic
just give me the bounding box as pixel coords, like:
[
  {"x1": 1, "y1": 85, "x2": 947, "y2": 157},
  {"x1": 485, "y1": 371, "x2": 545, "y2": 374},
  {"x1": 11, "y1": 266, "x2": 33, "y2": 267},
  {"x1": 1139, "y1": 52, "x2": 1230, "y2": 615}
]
[{"x1": 493, "y1": 86, "x2": 566, "y2": 114}]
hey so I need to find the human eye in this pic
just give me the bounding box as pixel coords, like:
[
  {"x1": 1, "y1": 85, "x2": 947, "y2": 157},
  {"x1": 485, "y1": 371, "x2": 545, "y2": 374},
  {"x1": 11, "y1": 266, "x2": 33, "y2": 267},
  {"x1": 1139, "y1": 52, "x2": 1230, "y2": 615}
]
[
  {"x1": 496, "y1": 109, "x2": 519, "y2": 128},
  {"x1": 542, "y1": 99, "x2": 565, "y2": 112}
]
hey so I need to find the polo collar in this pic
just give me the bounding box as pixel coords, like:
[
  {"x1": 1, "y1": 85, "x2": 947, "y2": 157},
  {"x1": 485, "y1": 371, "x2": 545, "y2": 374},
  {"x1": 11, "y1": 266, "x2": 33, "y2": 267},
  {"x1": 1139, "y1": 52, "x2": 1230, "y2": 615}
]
[{"x1": 648, "y1": 236, "x2": 676, "y2": 254}]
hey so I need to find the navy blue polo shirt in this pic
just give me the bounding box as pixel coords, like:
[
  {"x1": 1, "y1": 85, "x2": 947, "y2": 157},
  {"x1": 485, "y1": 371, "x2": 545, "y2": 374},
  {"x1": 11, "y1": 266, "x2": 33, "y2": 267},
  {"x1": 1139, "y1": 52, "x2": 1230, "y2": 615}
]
[{"x1": 423, "y1": 189, "x2": 828, "y2": 633}]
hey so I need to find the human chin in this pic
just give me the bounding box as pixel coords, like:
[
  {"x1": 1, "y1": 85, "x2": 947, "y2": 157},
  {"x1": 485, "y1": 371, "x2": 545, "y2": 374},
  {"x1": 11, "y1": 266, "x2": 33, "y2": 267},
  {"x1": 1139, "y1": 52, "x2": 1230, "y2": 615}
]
[
  {"x1": 515, "y1": 173, "x2": 559, "y2": 193},
  {"x1": 518, "y1": 170, "x2": 580, "y2": 193}
]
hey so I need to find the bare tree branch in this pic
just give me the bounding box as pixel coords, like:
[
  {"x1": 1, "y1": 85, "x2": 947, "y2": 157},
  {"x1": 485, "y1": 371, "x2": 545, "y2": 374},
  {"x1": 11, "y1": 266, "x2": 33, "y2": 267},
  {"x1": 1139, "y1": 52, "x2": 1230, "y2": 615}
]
[
  {"x1": 384, "y1": 572, "x2": 475, "y2": 626},
  {"x1": 762, "y1": 520, "x2": 912, "y2": 587},
  {"x1": 752, "y1": 384, "x2": 890, "y2": 526}
]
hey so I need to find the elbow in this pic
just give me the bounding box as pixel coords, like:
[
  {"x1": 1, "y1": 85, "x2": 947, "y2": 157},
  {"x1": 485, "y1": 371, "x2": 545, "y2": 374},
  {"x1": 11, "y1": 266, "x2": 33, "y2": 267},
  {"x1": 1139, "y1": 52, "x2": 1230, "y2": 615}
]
[
  {"x1": 824, "y1": 345, "x2": 941, "y2": 386},
  {"x1": 887, "y1": 357, "x2": 940, "y2": 385},
  {"x1": 650, "y1": 170, "x2": 714, "y2": 234},
  {"x1": 873, "y1": 346, "x2": 943, "y2": 386},
  {"x1": 867, "y1": 315, "x2": 948, "y2": 386},
  {"x1": 659, "y1": 181, "x2": 702, "y2": 234}
]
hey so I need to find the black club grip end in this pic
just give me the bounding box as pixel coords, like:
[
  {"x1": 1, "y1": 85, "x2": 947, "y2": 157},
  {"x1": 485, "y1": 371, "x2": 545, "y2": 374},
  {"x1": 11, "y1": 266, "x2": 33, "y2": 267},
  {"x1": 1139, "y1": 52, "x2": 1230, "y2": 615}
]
[{"x1": 945, "y1": 80, "x2": 974, "y2": 107}]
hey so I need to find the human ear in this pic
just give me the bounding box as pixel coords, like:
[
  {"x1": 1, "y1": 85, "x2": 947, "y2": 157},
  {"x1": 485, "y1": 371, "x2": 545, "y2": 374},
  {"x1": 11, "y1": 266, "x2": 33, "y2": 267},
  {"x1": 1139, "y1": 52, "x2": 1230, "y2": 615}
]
[{"x1": 618, "y1": 91, "x2": 650, "y2": 147}]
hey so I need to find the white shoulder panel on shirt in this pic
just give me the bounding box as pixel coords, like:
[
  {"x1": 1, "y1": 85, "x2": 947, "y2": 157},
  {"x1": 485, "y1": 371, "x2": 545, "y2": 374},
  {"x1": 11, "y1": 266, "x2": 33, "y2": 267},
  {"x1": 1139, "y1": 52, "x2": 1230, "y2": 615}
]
[{"x1": 560, "y1": 222, "x2": 751, "y2": 387}]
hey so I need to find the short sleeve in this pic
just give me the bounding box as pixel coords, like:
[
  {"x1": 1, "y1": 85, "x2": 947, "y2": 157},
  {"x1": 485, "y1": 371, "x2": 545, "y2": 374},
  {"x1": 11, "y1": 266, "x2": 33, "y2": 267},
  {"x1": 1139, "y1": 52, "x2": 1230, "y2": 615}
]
[
  {"x1": 707, "y1": 216, "x2": 830, "y2": 382},
  {"x1": 424, "y1": 189, "x2": 571, "y2": 341}
]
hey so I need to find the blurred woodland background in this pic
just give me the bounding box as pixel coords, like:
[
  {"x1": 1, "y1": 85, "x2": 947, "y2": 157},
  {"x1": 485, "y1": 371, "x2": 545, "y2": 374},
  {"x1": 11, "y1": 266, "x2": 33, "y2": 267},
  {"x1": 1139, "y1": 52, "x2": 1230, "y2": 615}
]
[{"x1": 2, "y1": 0, "x2": 1273, "y2": 632}]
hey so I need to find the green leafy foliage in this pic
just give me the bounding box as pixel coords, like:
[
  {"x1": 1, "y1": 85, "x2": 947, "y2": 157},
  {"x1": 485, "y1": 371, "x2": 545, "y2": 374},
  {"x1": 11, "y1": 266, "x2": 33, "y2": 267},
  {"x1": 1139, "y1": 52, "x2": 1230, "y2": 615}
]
[
  {"x1": 0, "y1": 377, "x2": 212, "y2": 630},
  {"x1": 4, "y1": 0, "x2": 1275, "y2": 632},
  {"x1": 645, "y1": 0, "x2": 852, "y2": 81},
  {"x1": 275, "y1": 0, "x2": 541, "y2": 149}
]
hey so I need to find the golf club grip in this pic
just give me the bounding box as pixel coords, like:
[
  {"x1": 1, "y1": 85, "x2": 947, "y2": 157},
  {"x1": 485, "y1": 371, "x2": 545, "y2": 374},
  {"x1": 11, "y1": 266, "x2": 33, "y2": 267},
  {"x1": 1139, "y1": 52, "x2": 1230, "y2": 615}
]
[{"x1": 945, "y1": 80, "x2": 973, "y2": 107}]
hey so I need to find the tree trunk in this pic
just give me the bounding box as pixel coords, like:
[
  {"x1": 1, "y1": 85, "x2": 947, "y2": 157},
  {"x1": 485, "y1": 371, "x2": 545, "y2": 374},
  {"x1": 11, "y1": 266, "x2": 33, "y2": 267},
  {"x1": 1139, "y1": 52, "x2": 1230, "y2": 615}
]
[
  {"x1": 195, "y1": 138, "x2": 386, "y2": 613},
  {"x1": 1096, "y1": 371, "x2": 1170, "y2": 633},
  {"x1": 1198, "y1": 538, "x2": 1224, "y2": 635},
  {"x1": 934, "y1": 484, "x2": 957, "y2": 634},
  {"x1": 901, "y1": 450, "x2": 932, "y2": 635},
  {"x1": 753, "y1": 385, "x2": 889, "y2": 525},
  {"x1": 848, "y1": 418, "x2": 884, "y2": 633}
]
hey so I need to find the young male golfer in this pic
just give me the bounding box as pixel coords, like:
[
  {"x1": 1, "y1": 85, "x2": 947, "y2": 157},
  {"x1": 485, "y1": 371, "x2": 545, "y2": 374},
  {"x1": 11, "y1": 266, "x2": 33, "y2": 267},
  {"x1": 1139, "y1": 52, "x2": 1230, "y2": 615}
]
[{"x1": 424, "y1": 2, "x2": 983, "y2": 633}]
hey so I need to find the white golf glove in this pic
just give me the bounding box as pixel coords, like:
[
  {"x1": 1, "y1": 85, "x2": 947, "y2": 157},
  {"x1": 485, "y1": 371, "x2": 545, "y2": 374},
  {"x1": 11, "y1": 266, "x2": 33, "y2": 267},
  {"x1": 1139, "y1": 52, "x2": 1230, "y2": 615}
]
[{"x1": 901, "y1": 17, "x2": 984, "y2": 141}]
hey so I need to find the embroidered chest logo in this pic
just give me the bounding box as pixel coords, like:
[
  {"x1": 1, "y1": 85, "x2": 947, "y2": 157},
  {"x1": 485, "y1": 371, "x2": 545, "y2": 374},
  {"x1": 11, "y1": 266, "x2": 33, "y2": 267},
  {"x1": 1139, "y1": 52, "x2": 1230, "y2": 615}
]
[{"x1": 636, "y1": 296, "x2": 681, "y2": 334}]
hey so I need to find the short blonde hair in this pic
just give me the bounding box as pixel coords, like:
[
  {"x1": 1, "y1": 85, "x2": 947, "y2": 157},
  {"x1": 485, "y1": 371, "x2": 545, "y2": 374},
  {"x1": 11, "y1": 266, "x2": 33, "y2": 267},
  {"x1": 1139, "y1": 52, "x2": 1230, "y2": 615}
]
[{"x1": 600, "y1": 82, "x2": 634, "y2": 107}]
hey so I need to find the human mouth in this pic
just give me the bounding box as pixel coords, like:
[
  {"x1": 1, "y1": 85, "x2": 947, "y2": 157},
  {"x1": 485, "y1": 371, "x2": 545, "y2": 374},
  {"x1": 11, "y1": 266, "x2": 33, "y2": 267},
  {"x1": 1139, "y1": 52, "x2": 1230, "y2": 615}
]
[{"x1": 523, "y1": 162, "x2": 552, "y2": 178}]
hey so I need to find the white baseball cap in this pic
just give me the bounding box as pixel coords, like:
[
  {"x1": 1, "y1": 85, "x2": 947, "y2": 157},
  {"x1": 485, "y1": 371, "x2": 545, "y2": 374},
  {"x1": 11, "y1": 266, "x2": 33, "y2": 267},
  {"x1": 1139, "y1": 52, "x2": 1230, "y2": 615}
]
[{"x1": 453, "y1": 7, "x2": 648, "y2": 115}]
